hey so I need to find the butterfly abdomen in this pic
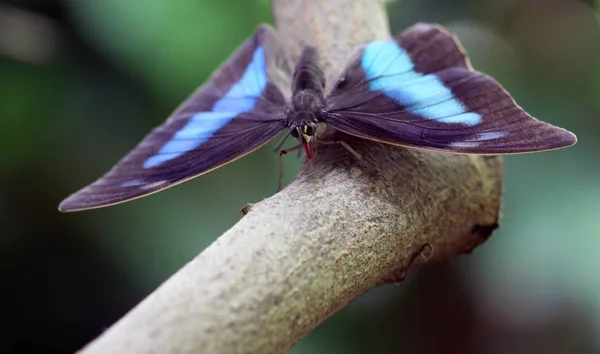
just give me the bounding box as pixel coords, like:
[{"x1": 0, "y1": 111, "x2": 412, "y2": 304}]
[{"x1": 292, "y1": 47, "x2": 326, "y2": 97}]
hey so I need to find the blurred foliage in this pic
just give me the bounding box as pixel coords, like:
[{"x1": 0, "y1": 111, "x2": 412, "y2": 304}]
[{"x1": 0, "y1": 0, "x2": 599, "y2": 353}]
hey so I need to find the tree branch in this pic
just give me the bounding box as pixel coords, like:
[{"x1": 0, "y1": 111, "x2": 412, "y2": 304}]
[{"x1": 78, "y1": 0, "x2": 503, "y2": 353}]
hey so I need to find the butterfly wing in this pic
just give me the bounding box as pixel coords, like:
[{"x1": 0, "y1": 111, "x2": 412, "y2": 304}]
[
  {"x1": 324, "y1": 23, "x2": 577, "y2": 154},
  {"x1": 59, "y1": 25, "x2": 291, "y2": 212}
]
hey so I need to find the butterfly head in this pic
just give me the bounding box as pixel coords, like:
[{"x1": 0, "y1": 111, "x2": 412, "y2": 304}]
[{"x1": 290, "y1": 121, "x2": 318, "y2": 158}]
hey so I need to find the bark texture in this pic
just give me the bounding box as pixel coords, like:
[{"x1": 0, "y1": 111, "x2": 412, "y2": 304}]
[{"x1": 78, "y1": 0, "x2": 503, "y2": 353}]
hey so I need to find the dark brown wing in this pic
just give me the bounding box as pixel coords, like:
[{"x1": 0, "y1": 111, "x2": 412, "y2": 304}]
[
  {"x1": 59, "y1": 25, "x2": 291, "y2": 212},
  {"x1": 324, "y1": 23, "x2": 576, "y2": 154}
]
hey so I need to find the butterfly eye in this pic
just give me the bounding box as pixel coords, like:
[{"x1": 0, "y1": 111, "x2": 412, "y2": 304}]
[
  {"x1": 305, "y1": 124, "x2": 317, "y2": 136},
  {"x1": 290, "y1": 127, "x2": 299, "y2": 138}
]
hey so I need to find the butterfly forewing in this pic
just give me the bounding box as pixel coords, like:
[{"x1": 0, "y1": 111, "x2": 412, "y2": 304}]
[
  {"x1": 324, "y1": 23, "x2": 577, "y2": 154},
  {"x1": 59, "y1": 25, "x2": 291, "y2": 212}
]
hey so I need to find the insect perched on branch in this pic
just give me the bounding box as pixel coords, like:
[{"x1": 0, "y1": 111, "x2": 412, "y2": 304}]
[{"x1": 59, "y1": 23, "x2": 576, "y2": 212}]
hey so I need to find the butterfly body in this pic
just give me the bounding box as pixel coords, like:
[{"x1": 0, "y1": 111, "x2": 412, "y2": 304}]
[
  {"x1": 282, "y1": 46, "x2": 328, "y2": 157},
  {"x1": 59, "y1": 23, "x2": 576, "y2": 212}
]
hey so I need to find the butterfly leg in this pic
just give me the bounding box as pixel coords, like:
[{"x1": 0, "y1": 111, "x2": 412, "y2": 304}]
[
  {"x1": 273, "y1": 130, "x2": 292, "y2": 152},
  {"x1": 278, "y1": 144, "x2": 302, "y2": 191},
  {"x1": 316, "y1": 139, "x2": 363, "y2": 160}
]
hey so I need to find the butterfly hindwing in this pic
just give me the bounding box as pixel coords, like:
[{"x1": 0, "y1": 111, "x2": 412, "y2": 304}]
[
  {"x1": 59, "y1": 25, "x2": 291, "y2": 212},
  {"x1": 324, "y1": 23, "x2": 577, "y2": 154}
]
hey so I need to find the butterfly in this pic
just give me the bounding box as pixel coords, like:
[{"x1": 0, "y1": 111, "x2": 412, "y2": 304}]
[{"x1": 58, "y1": 23, "x2": 577, "y2": 212}]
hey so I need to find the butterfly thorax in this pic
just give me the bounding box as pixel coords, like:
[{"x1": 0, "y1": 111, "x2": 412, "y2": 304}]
[{"x1": 287, "y1": 89, "x2": 324, "y2": 120}]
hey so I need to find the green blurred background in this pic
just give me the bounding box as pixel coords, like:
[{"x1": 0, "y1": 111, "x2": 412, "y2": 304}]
[{"x1": 1, "y1": 0, "x2": 599, "y2": 353}]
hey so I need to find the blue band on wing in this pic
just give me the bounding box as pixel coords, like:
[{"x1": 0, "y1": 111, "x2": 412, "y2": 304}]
[
  {"x1": 144, "y1": 46, "x2": 267, "y2": 168},
  {"x1": 361, "y1": 41, "x2": 481, "y2": 126}
]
